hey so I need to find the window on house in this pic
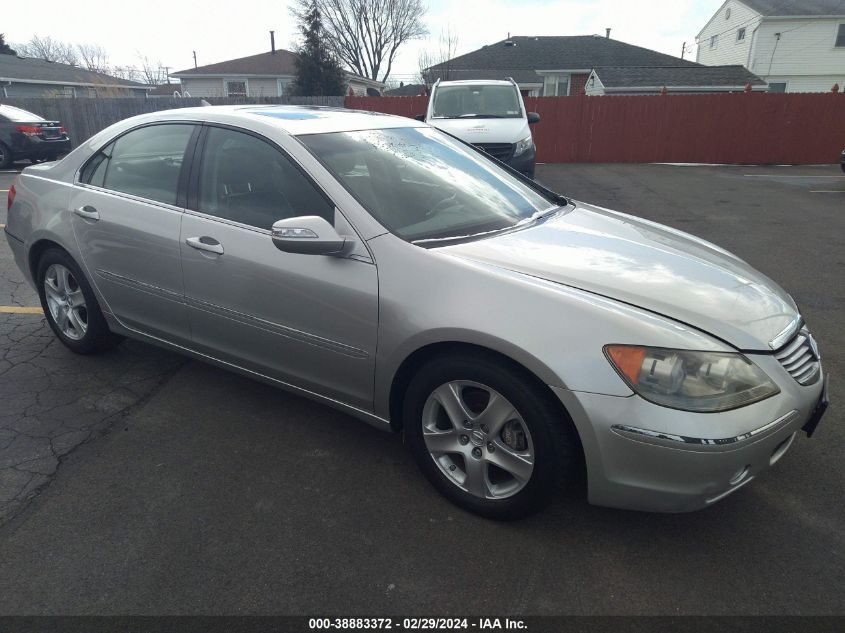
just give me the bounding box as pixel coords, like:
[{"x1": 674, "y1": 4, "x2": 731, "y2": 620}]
[
  {"x1": 710, "y1": 34, "x2": 719, "y2": 48},
  {"x1": 542, "y1": 75, "x2": 569, "y2": 96},
  {"x1": 737, "y1": 28, "x2": 746, "y2": 41},
  {"x1": 226, "y1": 80, "x2": 247, "y2": 98},
  {"x1": 768, "y1": 82, "x2": 787, "y2": 93},
  {"x1": 836, "y1": 24, "x2": 845, "y2": 47}
]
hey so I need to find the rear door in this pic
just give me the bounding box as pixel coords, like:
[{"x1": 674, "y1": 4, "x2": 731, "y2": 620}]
[
  {"x1": 70, "y1": 122, "x2": 198, "y2": 343},
  {"x1": 179, "y1": 124, "x2": 378, "y2": 410}
]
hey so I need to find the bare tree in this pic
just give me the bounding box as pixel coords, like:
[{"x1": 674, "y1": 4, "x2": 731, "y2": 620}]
[
  {"x1": 15, "y1": 35, "x2": 79, "y2": 65},
  {"x1": 77, "y1": 43, "x2": 111, "y2": 74},
  {"x1": 110, "y1": 65, "x2": 142, "y2": 82},
  {"x1": 137, "y1": 55, "x2": 169, "y2": 85},
  {"x1": 295, "y1": 0, "x2": 427, "y2": 83},
  {"x1": 418, "y1": 27, "x2": 458, "y2": 87}
]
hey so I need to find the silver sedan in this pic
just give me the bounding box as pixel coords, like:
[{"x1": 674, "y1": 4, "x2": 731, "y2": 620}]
[{"x1": 4, "y1": 106, "x2": 828, "y2": 518}]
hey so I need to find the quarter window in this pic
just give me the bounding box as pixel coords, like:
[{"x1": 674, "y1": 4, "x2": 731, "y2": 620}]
[
  {"x1": 82, "y1": 124, "x2": 194, "y2": 205},
  {"x1": 196, "y1": 126, "x2": 333, "y2": 230}
]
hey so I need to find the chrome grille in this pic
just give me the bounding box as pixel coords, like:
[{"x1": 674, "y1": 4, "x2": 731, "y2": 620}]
[{"x1": 774, "y1": 327, "x2": 820, "y2": 386}]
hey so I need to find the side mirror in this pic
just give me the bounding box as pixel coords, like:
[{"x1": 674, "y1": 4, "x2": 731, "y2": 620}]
[
  {"x1": 414, "y1": 114, "x2": 426, "y2": 122},
  {"x1": 527, "y1": 112, "x2": 540, "y2": 125},
  {"x1": 271, "y1": 216, "x2": 348, "y2": 255}
]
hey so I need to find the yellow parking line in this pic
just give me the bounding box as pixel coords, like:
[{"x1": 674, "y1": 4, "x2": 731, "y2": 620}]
[
  {"x1": 0, "y1": 224, "x2": 5, "y2": 229},
  {"x1": 0, "y1": 189, "x2": 8, "y2": 192},
  {"x1": 0, "y1": 306, "x2": 43, "y2": 314}
]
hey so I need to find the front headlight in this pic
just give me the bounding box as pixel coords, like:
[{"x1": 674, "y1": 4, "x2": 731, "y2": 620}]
[
  {"x1": 513, "y1": 135, "x2": 533, "y2": 157},
  {"x1": 604, "y1": 345, "x2": 779, "y2": 412}
]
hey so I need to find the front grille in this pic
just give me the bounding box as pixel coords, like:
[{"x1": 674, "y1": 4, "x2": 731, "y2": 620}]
[
  {"x1": 474, "y1": 142, "x2": 515, "y2": 162},
  {"x1": 774, "y1": 327, "x2": 821, "y2": 386}
]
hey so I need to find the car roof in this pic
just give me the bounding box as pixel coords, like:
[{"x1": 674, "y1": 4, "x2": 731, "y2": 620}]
[
  {"x1": 141, "y1": 105, "x2": 424, "y2": 136},
  {"x1": 436, "y1": 80, "x2": 514, "y2": 86}
]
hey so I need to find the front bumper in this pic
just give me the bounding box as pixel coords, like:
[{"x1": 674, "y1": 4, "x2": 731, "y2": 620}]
[
  {"x1": 552, "y1": 355, "x2": 827, "y2": 513},
  {"x1": 507, "y1": 145, "x2": 536, "y2": 178}
]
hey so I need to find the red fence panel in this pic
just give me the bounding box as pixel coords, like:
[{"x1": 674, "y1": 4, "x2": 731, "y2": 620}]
[{"x1": 346, "y1": 93, "x2": 845, "y2": 165}]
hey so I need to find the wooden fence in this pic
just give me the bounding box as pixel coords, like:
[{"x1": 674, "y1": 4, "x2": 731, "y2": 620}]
[
  {"x1": 345, "y1": 93, "x2": 845, "y2": 165},
  {"x1": 0, "y1": 96, "x2": 345, "y2": 148}
]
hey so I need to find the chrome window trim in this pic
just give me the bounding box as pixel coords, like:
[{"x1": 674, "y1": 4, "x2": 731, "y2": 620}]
[
  {"x1": 611, "y1": 410, "x2": 799, "y2": 452},
  {"x1": 72, "y1": 182, "x2": 186, "y2": 215}
]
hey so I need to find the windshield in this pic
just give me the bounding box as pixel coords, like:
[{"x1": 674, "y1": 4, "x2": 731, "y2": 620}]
[
  {"x1": 431, "y1": 84, "x2": 523, "y2": 119},
  {"x1": 300, "y1": 127, "x2": 555, "y2": 244},
  {"x1": 0, "y1": 105, "x2": 45, "y2": 122}
]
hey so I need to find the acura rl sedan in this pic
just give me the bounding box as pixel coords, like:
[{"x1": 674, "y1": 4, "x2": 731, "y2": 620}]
[{"x1": 4, "y1": 106, "x2": 829, "y2": 519}]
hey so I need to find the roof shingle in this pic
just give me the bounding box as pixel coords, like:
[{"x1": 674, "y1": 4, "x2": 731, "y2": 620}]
[
  {"x1": 427, "y1": 35, "x2": 700, "y2": 84},
  {"x1": 594, "y1": 65, "x2": 766, "y2": 88},
  {"x1": 0, "y1": 54, "x2": 146, "y2": 87},
  {"x1": 738, "y1": 0, "x2": 845, "y2": 16}
]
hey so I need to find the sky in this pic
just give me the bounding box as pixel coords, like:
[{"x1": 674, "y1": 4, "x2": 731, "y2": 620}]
[{"x1": 4, "y1": 0, "x2": 724, "y2": 84}]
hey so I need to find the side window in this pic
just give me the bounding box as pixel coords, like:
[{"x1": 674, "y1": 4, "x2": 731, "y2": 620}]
[
  {"x1": 80, "y1": 141, "x2": 113, "y2": 188},
  {"x1": 197, "y1": 126, "x2": 333, "y2": 230},
  {"x1": 84, "y1": 124, "x2": 194, "y2": 205}
]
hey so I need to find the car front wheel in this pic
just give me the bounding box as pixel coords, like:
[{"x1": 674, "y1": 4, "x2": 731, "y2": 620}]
[{"x1": 404, "y1": 352, "x2": 579, "y2": 519}]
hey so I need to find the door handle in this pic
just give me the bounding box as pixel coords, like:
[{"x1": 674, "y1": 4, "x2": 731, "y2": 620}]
[
  {"x1": 73, "y1": 205, "x2": 100, "y2": 221},
  {"x1": 186, "y1": 236, "x2": 224, "y2": 255}
]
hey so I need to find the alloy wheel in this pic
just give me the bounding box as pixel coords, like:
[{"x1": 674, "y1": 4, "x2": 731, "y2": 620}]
[
  {"x1": 44, "y1": 264, "x2": 88, "y2": 340},
  {"x1": 422, "y1": 380, "x2": 535, "y2": 500}
]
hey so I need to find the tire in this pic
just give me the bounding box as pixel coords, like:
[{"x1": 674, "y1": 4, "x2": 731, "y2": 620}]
[
  {"x1": 36, "y1": 248, "x2": 124, "y2": 354},
  {"x1": 0, "y1": 142, "x2": 12, "y2": 169},
  {"x1": 403, "y1": 351, "x2": 579, "y2": 520}
]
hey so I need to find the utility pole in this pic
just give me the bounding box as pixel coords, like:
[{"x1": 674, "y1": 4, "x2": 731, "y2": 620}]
[
  {"x1": 681, "y1": 41, "x2": 686, "y2": 60},
  {"x1": 192, "y1": 51, "x2": 197, "y2": 68}
]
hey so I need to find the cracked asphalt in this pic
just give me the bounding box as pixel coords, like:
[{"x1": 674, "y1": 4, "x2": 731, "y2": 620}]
[
  {"x1": 0, "y1": 165, "x2": 843, "y2": 615},
  {"x1": 0, "y1": 171, "x2": 186, "y2": 523}
]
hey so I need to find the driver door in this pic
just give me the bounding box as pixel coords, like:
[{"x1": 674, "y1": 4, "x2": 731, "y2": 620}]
[{"x1": 180, "y1": 125, "x2": 378, "y2": 410}]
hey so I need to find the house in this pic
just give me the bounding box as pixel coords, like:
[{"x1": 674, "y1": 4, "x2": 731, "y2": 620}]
[
  {"x1": 0, "y1": 54, "x2": 149, "y2": 98},
  {"x1": 424, "y1": 34, "x2": 710, "y2": 96},
  {"x1": 585, "y1": 65, "x2": 767, "y2": 95},
  {"x1": 696, "y1": 0, "x2": 845, "y2": 92},
  {"x1": 384, "y1": 82, "x2": 427, "y2": 96},
  {"x1": 170, "y1": 40, "x2": 384, "y2": 97}
]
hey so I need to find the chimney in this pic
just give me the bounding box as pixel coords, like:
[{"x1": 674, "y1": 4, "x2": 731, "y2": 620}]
[
  {"x1": 606, "y1": 28, "x2": 611, "y2": 39},
  {"x1": 270, "y1": 30, "x2": 276, "y2": 54}
]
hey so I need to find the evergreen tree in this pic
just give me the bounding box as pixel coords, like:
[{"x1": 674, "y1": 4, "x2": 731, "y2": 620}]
[
  {"x1": 292, "y1": 2, "x2": 346, "y2": 96},
  {"x1": 0, "y1": 34, "x2": 17, "y2": 56}
]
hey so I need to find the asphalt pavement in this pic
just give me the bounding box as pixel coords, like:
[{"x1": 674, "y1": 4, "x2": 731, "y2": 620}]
[{"x1": 0, "y1": 164, "x2": 843, "y2": 615}]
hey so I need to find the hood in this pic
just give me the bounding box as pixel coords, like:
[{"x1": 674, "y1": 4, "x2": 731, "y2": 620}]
[
  {"x1": 427, "y1": 118, "x2": 530, "y2": 144},
  {"x1": 441, "y1": 201, "x2": 799, "y2": 351}
]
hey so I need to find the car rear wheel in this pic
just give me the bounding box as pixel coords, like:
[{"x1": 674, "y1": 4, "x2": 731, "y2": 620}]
[
  {"x1": 37, "y1": 249, "x2": 124, "y2": 354},
  {"x1": 0, "y1": 142, "x2": 12, "y2": 169},
  {"x1": 403, "y1": 352, "x2": 579, "y2": 519}
]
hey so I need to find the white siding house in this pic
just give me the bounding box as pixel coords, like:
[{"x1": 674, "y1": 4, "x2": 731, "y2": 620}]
[
  {"x1": 171, "y1": 48, "x2": 384, "y2": 98},
  {"x1": 697, "y1": 0, "x2": 845, "y2": 92}
]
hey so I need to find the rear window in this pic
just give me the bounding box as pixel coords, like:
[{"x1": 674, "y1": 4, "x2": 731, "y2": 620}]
[{"x1": 0, "y1": 105, "x2": 45, "y2": 122}]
